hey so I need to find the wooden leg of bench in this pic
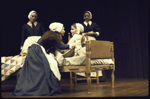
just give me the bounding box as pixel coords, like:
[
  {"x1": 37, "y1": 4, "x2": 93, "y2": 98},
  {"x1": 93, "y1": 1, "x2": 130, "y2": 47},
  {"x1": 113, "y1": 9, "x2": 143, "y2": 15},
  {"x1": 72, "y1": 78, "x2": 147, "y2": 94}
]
[
  {"x1": 87, "y1": 73, "x2": 91, "y2": 94},
  {"x1": 70, "y1": 72, "x2": 73, "y2": 86},
  {"x1": 96, "y1": 70, "x2": 99, "y2": 85},
  {"x1": 111, "y1": 69, "x2": 115, "y2": 88},
  {"x1": 74, "y1": 72, "x2": 77, "y2": 86}
]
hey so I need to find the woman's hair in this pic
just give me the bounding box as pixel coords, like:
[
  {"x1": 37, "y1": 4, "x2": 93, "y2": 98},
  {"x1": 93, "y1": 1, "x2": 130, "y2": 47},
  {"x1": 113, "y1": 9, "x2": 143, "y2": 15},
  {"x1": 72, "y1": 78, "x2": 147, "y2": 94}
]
[
  {"x1": 71, "y1": 23, "x2": 76, "y2": 29},
  {"x1": 41, "y1": 30, "x2": 61, "y2": 44}
]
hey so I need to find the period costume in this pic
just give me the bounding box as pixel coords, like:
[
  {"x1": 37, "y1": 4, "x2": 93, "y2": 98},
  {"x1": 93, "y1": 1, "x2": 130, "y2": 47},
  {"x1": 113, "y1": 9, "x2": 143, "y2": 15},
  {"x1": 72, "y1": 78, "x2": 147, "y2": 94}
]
[
  {"x1": 21, "y1": 10, "x2": 45, "y2": 47},
  {"x1": 82, "y1": 21, "x2": 101, "y2": 38},
  {"x1": 21, "y1": 21, "x2": 45, "y2": 46},
  {"x1": 82, "y1": 11, "x2": 101, "y2": 38},
  {"x1": 1, "y1": 10, "x2": 45, "y2": 81},
  {"x1": 55, "y1": 23, "x2": 102, "y2": 77},
  {"x1": 20, "y1": 10, "x2": 45, "y2": 55},
  {"x1": 20, "y1": 21, "x2": 45, "y2": 55},
  {"x1": 11, "y1": 22, "x2": 70, "y2": 96}
]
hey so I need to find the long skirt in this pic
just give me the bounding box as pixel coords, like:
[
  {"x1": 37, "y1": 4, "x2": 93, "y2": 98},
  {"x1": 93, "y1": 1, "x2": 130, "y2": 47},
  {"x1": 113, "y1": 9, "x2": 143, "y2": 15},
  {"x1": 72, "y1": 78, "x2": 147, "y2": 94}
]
[{"x1": 12, "y1": 44, "x2": 62, "y2": 96}]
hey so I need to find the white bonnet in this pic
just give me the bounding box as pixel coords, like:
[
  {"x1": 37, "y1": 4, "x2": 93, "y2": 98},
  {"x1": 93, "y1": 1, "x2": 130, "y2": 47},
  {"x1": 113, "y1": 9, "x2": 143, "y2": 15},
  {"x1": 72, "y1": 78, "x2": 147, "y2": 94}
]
[
  {"x1": 75, "y1": 23, "x2": 84, "y2": 34},
  {"x1": 84, "y1": 11, "x2": 92, "y2": 19},
  {"x1": 28, "y1": 10, "x2": 37, "y2": 19},
  {"x1": 49, "y1": 22, "x2": 64, "y2": 32}
]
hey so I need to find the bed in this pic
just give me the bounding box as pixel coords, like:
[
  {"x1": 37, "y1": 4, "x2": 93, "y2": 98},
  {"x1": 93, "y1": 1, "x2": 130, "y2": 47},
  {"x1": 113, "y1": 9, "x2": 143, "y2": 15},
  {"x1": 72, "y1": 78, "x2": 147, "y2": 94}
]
[
  {"x1": 60, "y1": 37, "x2": 115, "y2": 93},
  {"x1": 1, "y1": 35, "x2": 115, "y2": 93}
]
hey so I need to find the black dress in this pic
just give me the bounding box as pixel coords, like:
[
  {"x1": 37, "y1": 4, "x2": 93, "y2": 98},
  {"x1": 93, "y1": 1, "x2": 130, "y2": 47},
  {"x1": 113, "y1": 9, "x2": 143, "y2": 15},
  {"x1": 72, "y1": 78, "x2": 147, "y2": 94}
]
[
  {"x1": 12, "y1": 33, "x2": 69, "y2": 96},
  {"x1": 21, "y1": 23, "x2": 45, "y2": 46},
  {"x1": 82, "y1": 22, "x2": 101, "y2": 38}
]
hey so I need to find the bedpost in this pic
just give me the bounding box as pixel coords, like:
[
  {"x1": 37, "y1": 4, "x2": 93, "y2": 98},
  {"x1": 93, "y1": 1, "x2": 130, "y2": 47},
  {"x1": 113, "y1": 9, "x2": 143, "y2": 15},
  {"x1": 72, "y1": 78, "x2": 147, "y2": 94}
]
[
  {"x1": 68, "y1": 32, "x2": 71, "y2": 41},
  {"x1": 111, "y1": 42, "x2": 115, "y2": 88},
  {"x1": 85, "y1": 35, "x2": 91, "y2": 94}
]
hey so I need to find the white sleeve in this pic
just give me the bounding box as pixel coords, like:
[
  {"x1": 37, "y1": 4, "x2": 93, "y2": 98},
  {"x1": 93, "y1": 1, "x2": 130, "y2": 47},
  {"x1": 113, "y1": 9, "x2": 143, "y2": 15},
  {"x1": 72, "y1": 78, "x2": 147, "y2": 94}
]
[
  {"x1": 69, "y1": 44, "x2": 73, "y2": 49},
  {"x1": 82, "y1": 33, "x2": 86, "y2": 36},
  {"x1": 96, "y1": 32, "x2": 99, "y2": 36}
]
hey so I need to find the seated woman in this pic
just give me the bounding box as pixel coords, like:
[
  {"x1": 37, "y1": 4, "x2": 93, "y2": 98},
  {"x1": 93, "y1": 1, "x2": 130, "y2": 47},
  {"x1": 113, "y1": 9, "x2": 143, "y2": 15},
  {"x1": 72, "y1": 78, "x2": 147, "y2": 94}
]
[
  {"x1": 11, "y1": 22, "x2": 72, "y2": 96},
  {"x1": 55, "y1": 23, "x2": 102, "y2": 78}
]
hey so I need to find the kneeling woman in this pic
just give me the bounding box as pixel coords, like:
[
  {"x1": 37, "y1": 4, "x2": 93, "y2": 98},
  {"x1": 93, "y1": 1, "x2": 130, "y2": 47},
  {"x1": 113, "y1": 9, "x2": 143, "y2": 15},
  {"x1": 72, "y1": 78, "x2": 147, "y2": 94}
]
[{"x1": 12, "y1": 22, "x2": 71, "y2": 96}]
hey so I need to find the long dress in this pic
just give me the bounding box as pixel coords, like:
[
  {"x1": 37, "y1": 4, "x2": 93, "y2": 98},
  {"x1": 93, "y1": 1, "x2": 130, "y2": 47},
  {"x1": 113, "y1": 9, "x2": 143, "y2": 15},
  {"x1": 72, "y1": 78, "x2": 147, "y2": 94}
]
[
  {"x1": 1, "y1": 22, "x2": 45, "y2": 81},
  {"x1": 11, "y1": 34, "x2": 70, "y2": 96}
]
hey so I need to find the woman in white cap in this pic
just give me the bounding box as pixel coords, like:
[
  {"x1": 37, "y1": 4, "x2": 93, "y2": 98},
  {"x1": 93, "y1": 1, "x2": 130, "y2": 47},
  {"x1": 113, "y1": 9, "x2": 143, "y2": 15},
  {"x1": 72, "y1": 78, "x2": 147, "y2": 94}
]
[
  {"x1": 1, "y1": 10, "x2": 45, "y2": 82},
  {"x1": 82, "y1": 11, "x2": 106, "y2": 82},
  {"x1": 20, "y1": 10, "x2": 45, "y2": 55},
  {"x1": 68, "y1": 23, "x2": 96, "y2": 48},
  {"x1": 82, "y1": 11, "x2": 101, "y2": 39},
  {"x1": 61, "y1": 23, "x2": 102, "y2": 80},
  {"x1": 11, "y1": 22, "x2": 71, "y2": 96},
  {"x1": 55, "y1": 23, "x2": 93, "y2": 66},
  {"x1": 68, "y1": 23, "x2": 84, "y2": 49}
]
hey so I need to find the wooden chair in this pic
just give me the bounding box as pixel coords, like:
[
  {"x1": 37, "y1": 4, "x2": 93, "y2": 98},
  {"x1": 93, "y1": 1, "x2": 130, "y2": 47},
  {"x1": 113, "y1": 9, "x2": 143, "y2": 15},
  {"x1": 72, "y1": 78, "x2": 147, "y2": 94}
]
[{"x1": 60, "y1": 36, "x2": 115, "y2": 93}]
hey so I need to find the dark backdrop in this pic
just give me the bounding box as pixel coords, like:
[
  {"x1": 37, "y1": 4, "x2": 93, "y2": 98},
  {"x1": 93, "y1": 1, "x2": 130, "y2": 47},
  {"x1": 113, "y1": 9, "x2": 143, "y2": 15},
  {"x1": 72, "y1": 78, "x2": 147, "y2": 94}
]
[{"x1": 0, "y1": 0, "x2": 148, "y2": 78}]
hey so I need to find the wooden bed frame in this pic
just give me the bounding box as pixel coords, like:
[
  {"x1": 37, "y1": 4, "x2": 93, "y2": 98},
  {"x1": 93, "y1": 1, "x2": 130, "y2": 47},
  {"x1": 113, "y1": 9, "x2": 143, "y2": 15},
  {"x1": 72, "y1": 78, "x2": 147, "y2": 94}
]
[
  {"x1": 16, "y1": 34, "x2": 115, "y2": 94},
  {"x1": 60, "y1": 35, "x2": 115, "y2": 93}
]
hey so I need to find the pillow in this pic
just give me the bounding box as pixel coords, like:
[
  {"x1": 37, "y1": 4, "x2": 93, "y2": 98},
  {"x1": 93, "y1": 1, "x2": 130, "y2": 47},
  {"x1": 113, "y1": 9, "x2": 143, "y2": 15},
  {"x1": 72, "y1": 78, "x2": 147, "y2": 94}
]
[{"x1": 91, "y1": 59, "x2": 114, "y2": 65}]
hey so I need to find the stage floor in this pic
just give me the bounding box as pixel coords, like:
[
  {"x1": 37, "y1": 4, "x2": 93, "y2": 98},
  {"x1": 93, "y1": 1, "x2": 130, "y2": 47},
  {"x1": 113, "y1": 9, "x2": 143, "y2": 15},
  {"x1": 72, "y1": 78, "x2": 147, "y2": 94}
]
[{"x1": 1, "y1": 76, "x2": 149, "y2": 98}]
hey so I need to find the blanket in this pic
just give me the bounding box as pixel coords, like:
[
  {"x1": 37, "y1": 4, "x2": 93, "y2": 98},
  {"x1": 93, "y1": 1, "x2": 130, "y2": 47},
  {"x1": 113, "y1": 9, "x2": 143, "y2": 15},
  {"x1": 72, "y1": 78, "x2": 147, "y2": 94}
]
[{"x1": 1, "y1": 55, "x2": 26, "y2": 81}]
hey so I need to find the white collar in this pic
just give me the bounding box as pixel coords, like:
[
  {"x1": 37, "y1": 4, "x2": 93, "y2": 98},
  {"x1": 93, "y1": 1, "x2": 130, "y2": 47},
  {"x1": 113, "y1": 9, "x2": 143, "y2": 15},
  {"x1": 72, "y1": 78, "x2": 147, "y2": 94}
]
[
  {"x1": 27, "y1": 21, "x2": 38, "y2": 28},
  {"x1": 83, "y1": 21, "x2": 92, "y2": 26}
]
